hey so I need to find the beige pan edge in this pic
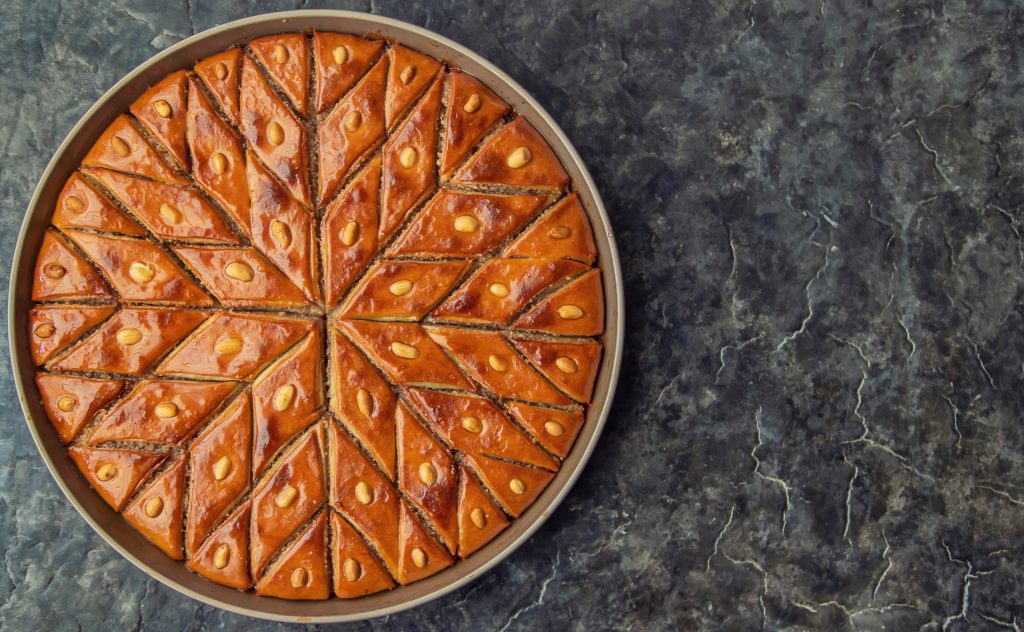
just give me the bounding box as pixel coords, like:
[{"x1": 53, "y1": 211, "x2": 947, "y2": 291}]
[{"x1": 8, "y1": 10, "x2": 624, "y2": 623}]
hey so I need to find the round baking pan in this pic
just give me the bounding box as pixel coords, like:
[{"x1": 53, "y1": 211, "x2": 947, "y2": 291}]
[{"x1": 8, "y1": 10, "x2": 623, "y2": 623}]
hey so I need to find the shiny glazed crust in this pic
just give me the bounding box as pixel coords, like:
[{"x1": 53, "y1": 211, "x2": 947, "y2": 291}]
[{"x1": 29, "y1": 31, "x2": 605, "y2": 601}]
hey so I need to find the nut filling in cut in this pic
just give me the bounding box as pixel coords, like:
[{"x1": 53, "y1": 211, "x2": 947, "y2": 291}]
[{"x1": 29, "y1": 31, "x2": 605, "y2": 601}]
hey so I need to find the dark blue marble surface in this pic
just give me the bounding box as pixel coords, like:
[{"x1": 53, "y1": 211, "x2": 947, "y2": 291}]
[{"x1": 3, "y1": 1, "x2": 1024, "y2": 629}]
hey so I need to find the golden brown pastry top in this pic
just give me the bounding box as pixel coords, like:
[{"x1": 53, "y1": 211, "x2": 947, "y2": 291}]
[
  {"x1": 318, "y1": 59, "x2": 387, "y2": 205},
  {"x1": 239, "y1": 56, "x2": 310, "y2": 206},
  {"x1": 85, "y1": 167, "x2": 238, "y2": 244},
  {"x1": 385, "y1": 190, "x2": 549, "y2": 259},
  {"x1": 249, "y1": 426, "x2": 325, "y2": 580},
  {"x1": 186, "y1": 77, "x2": 251, "y2": 235},
  {"x1": 397, "y1": 402, "x2": 459, "y2": 553},
  {"x1": 194, "y1": 48, "x2": 242, "y2": 125},
  {"x1": 29, "y1": 304, "x2": 113, "y2": 365},
  {"x1": 255, "y1": 511, "x2": 330, "y2": 600},
  {"x1": 51, "y1": 172, "x2": 144, "y2": 236},
  {"x1": 36, "y1": 374, "x2": 124, "y2": 444},
  {"x1": 379, "y1": 75, "x2": 443, "y2": 241},
  {"x1": 186, "y1": 392, "x2": 252, "y2": 557},
  {"x1": 245, "y1": 154, "x2": 319, "y2": 302},
  {"x1": 51, "y1": 307, "x2": 207, "y2": 375},
  {"x1": 330, "y1": 511, "x2": 395, "y2": 598},
  {"x1": 187, "y1": 500, "x2": 252, "y2": 590},
  {"x1": 130, "y1": 70, "x2": 189, "y2": 170},
  {"x1": 328, "y1": 328, "x2": 398, "y2": 479},
  {"x1": 249, "y1": 34, "x2": 310, "y2": 118},
  {"x1": 88, "y1": 379, "x2": 238, "y2": 446},
  {"x1": 453, "y1": 117, "x2": 570, "y2": 190},
  {"x1": 30, "y1": 32, "x2": 605, "y2": 602},
  {"x1": 32, "y1": 229, "x2": 112, "y2": 301},
  {"x1": 313, "y1": 32, "x2": 384, "y2": 115},
  {"x1": 339, "y1": 259, "x2": 471, "y2": 321},
  {"x1": 384, "y1": 45, "x2": 443, "y2": 130},
  {"x1": 65, "y1": 230, "x2": 213, "y2": 305},
  {"x1": 457, "y1": 465, "x2": 509, "y2": 558},
  {"x1": 322, "y1": 157, "x2": 381, "y2": 308},
  {"x1": 81, "y1": 115, "x2": 186, "y2": 186},
  {"x1": 250, "y1": 330, "x2": 322, "y2": 476},
  {"x1": 156, "y1": 311, "x2": 316, "y2": 379},
  {"x1": 328, "y1": 420, "x2": 401, "y2": 575},
  {"x1": 430, "y1": 257, "x2": 589, "y2": 325},
  {"x1": 440, "y1": 71, "x2": 512, "y2": 176},
  {"x1": 123, "y1": 457, "x2": 186, "y2": 560}
]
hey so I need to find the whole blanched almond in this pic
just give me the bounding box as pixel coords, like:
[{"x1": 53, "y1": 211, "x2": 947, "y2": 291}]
[
  {"x1": 343, "y1": 558, "x2": 361, "y2": 582},
  {"x1": 273, "y1": 384, "x2": 296, "y2": 412},
  {"x1": 506, "y1": 147, "x2": 531, "y2": 169},
  {"x1": 213, "y1": 544, "x2": 230, "y2": 569}
]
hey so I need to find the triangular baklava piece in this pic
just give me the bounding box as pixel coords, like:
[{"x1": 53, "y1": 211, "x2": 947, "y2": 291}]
[
  {"x1": 186, "y1": 392, "x2": 252, "y2": 556},
  {"x1": 29, "y1": 304, "x2": 114, "y2": 365},
  {"x1": 129, "y1": 69, "x2": 189, "y2": 169},
  {"x1": 122, "y1": 457, "x2": 186, "y2": 559},
  {"x1": 255, "y1": 512, "x2": 329, "y2": 600},
  {"x1": 82, "y1": 115, "x2": 185, "y2": 185},
  {"x1": 249, "y1": 426, "x2": 325, "y2": 579},
  {"x1": 249, "y1": 34, "x2": 310, "y2": 117},
  {"x1": 35, "y1": 374, "x2": 124, "y2": 444},
  {"x1": 453, "y1": 118, "x2": 568, "y2": 191},
  {"x1": 330, "y1": 511, "x2": 395, "y2": 598},
  {"x1": 440, "y1": 71, "x2": 511, "y2": 176},
  {"x1": 313, "y1": 31, "x2": 384, "y2": 115},
  {"x1": 68, "y1": 445, "x2": 167, "y2": 511}
]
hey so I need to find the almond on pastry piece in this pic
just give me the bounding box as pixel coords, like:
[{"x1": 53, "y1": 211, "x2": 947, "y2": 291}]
[
  {"x1": 187, "y1": 499, "x2": 252, "y2": 590},
  {"x1": 457, "y1": 465, "x2": 509, "y2": 557},
  {"x1": 156, "y1": 311, "x2": 316, "y2": 381},
  {"x1": 430, "y1": 257, "x2": 587, "y2": 326},
  {"x1": 338, "y1": 320, "x2": 473, "y2": 391},
  {"x1": 64, "y1": 230, "x2": 213, "y2": 305},
  {"x1": 504, "y1": 193, "x2": 597, "y2": 263},
  {"x1": 327, "y1": 421, "x2": 401, "y2": 575},
  {"x1": 81, "y1": 115, "x2": 186, "y2": 185},
  {"x1": 239, "y1": 56, "x2": 310, "y2": 206},
  {"x1": 453, "y1": 117, "x2": 569, "y2": 191},
  {"x1": 51, "y1": 308, "x2": 207, "y2": 376},
  {"x1": 328, "y1": 328, "x2": 398, "y2": 479},
  {"x1": 321, "y1": 157, "x2": 381, "y2": 308},
  {"x1": 384, "y1": 45, "x2": 442, "y2": 130},
  {"x1": 439, "y1": 71, "x2": 511, "y2": 177},
  {"x1": 255, "y1": 512, "x2": 329, "y2": 600},
  {"x1": 186, "y1": 77, "x2": 250, "y2": 235},
  {"x1": 386, "y1": 190, "x2": 548, "y2": 259},
  {"x1": 250, "y1": 329, "x2": 323, "y2": 476},
  {"x1": 87, "y1": 379, "x2": 238, "y2": 446},
  {"x1": 317, "y1": 59, "x2": 387, "y2": 205}
]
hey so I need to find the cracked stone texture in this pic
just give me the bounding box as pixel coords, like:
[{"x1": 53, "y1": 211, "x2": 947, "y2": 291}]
[{"x1": 2, "y1": 0, "x2": 1024, "y2": 629}]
